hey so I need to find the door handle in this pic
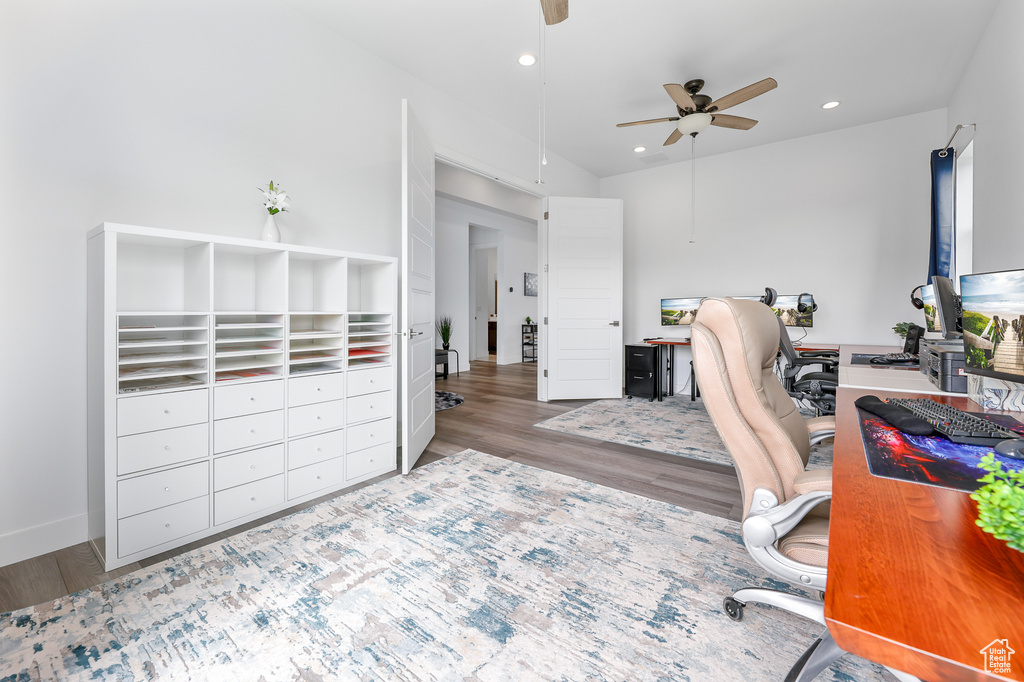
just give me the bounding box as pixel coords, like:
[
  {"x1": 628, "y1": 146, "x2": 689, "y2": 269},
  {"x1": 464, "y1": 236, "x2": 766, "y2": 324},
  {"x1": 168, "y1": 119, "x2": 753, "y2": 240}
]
[
  {"x1": 609, "y1": 321, "x2": 620, "y2": 326},
  {"x1": 409, "y1": 329, "x2": 423, "y2": 337}
]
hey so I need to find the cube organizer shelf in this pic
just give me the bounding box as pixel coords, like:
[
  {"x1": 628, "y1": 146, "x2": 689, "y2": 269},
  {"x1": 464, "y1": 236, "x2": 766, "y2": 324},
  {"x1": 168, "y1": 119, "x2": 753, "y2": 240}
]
[{"x1": 88, "y1": 223, "x2": 397, "y2": 571}]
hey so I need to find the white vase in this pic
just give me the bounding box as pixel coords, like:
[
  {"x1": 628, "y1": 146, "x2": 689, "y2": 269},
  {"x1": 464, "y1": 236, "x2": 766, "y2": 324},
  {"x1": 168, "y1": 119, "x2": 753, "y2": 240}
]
[{"x1": 261, "y1": 214, "x2": 281, "y2": 242}]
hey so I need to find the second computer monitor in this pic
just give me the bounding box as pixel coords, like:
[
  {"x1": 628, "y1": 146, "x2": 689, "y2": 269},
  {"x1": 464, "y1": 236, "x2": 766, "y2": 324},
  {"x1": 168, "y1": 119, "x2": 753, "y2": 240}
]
[
  {"x1": 931, "y1": 275, "x2": 962, "y2": 340},
  {"x1": 920, "y1": 284, "x2": 939, "y2": 333}
]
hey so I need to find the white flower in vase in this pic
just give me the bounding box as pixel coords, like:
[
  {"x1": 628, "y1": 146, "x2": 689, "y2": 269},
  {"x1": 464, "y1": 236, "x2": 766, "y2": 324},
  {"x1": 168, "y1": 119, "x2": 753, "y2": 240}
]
[{"x1": 259, "y1": 180, "x2": 290, "y2": 242}]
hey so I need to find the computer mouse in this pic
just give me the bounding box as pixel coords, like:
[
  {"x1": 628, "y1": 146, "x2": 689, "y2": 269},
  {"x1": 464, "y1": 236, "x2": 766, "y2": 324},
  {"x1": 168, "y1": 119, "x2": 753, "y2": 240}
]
[
  {"x1": 869, "y1": 356, "x2": 891, "y2": 365},
  {"x1": 994, "y1": 439, "x2": 1024, "y2": 460}
]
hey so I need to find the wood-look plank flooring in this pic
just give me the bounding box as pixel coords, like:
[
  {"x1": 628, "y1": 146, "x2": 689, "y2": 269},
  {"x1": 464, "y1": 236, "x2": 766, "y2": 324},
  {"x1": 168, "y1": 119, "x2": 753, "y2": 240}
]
[{"x1": 0, "y1": 361, "x2": 741, "y2": 613}]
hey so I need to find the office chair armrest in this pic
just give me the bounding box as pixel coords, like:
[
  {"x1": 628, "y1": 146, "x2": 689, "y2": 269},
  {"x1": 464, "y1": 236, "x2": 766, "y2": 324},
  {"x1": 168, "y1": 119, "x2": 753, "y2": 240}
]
[
  {"x1": 805, "y1": 416, "x2": 835, "y2": 445},
  {"x1": 798, "y1": 350, "x2": 839, "y2": 359},
  {"x1": 790, "y1": 356, "x2": 838, "y2": 370},
  {"x1": 742, "y1": 488, "x2": 833, "y2": 550},
  {"x1": 793, "y1": 468, "x2": 832, "y2": 494}
]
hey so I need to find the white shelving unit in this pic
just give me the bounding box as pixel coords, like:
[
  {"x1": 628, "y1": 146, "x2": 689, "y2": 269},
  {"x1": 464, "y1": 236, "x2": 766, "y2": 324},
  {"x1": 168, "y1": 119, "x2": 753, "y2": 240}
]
[{"x1": 87, "y1": 223, "x2": 397, "y2": 571}]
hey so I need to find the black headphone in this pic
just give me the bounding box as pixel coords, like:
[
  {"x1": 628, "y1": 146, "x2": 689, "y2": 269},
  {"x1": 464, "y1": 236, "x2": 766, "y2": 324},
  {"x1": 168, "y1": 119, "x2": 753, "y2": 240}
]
[
  {"x1": 760, "y1": 287, "x2": 777, "y2": 308},
  {"x1": 910, "y1": 285, "x2": 925, "y2": 310},
  {"x1": 797, "y1": 293, "x2": 817, "y2": 313}
]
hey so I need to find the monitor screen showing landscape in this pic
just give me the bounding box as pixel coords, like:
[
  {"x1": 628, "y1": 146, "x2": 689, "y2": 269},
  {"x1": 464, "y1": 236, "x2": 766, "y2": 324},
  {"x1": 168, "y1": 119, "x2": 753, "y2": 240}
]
[
  {"x1": 734, "y1": 294, "x2": 813, "y2": 327},
  {"x1": 920, "y1": 284, "x2": 939, "y2": 333},
  {"x1": 960, "y1": 268, "x2": 1024, "y2": 382},
  {"x1": 661, "y1": 297, "x2": 704, "y2": 326}
]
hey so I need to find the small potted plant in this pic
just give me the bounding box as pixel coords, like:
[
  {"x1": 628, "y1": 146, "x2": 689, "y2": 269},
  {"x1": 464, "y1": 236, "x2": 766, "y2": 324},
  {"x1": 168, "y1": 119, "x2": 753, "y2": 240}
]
[
  {"x1": 436, "y1": 315, "x2": 453, "y2": 350},
  {"x1": 525, "y1": 316, "x2": 532, "y2": 324},
  {"x1": 971, "y1": 453, "x2": 1024, "y2": 553}
]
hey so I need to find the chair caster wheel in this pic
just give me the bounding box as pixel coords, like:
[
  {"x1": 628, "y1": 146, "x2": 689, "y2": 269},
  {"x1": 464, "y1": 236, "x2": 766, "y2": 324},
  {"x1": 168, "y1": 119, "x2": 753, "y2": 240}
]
[{"x1": 723, "y1": 597, "x2": 745, "y2": 621}]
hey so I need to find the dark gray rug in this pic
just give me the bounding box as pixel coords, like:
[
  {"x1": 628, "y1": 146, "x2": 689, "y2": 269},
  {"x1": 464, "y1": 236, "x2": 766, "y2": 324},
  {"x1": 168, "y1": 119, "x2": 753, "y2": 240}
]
[{"x1": 435, "y1": 390, "x2": 464, "y2": 411}]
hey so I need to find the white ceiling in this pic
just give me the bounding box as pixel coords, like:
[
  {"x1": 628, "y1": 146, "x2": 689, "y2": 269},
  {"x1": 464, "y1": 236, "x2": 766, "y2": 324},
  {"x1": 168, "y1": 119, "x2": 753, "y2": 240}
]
[{"x1": 280, "y1": 0, "x2": 998, "y2": 179}]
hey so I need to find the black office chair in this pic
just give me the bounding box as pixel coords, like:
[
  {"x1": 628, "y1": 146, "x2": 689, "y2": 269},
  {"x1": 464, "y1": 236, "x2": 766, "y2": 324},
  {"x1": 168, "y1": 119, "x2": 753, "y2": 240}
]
[{"x1": 777, "y1": 317, "x2": 838, "y2": 416}]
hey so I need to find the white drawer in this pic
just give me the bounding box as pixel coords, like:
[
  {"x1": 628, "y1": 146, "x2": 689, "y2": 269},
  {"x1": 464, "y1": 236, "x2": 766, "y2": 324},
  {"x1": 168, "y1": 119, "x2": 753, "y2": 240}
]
[
  {"x1": 289, "y1": 373, "x2": 344, "y2": 407},
  {"x1": 347, "y1": 366, "x2": 392, "y2": 397},
  {"x1": 117, "y1": 423, "x2": 209, "y2": 476},
  {"x1": 289, "y1": 429, "x2": 345, "y2": 470},
  {"x1": 347, "y1": 417, "x2": 394, "y2": 454},
  {"x1": 288, "y1": 400, "x2": 344, "y2": 437},
  {"x1": 214, "y1": 443, "x2": 285, "y2": 492},
  {"x1": 288, "y1": 456, "x2": 345, "y2": 500},
  {"x1": 118, "y1": 495, "x2": 209, "y2": 558},
  {"x1": 214, "y1": 410, "x2": 284, "y2": 454},
  {"x1": 214, "y1": 380, "x2": 284, "y2": 420},
  {"x1": 214, "y1": 474, "x2": 284, "y2": 526},
  {"x1": 117, "y1": 461, "x2": 209, "y2": 519},
  {"x1": 347, "y1": 442, "x2": 394, "y2": 481},
  {"x1": 117, "y1": 389, "x2": 208, "y2": 437},
  {"x1": 347, "y1": 391, "x2": 393, "y2": 424}
]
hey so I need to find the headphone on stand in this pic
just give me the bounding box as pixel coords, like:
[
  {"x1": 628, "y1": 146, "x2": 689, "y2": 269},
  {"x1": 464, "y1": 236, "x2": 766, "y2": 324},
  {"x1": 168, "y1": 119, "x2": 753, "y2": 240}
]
[
  {"x1": 797, "y1": 293, "x2": 817, "y2": 313},
  {"x1": 760, "y1": 287, "x2": 777, "y2": 308},
  {"x1": 910, "y1": 285, "x2": 925, "y2": 310}
]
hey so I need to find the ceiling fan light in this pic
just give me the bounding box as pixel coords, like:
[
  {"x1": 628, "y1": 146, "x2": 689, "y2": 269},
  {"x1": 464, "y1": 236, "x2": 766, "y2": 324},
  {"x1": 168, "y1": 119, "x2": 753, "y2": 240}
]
[
  {"x1": 676, "y1": 112, "x2": 713, "y2": 136},
  {"x1": 518, "y1": 54, "x2": 537, "y2": 67}
]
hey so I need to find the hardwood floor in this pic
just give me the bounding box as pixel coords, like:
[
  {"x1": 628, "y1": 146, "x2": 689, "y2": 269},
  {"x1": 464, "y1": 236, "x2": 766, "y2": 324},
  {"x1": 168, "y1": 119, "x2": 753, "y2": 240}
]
[{"x1": 0, "y1": 361, "x2": 741, "y2": 613}]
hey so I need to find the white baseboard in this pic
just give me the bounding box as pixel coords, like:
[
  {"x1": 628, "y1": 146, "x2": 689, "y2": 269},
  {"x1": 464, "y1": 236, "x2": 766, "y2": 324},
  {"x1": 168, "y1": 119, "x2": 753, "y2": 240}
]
[{"x1": 0, "y1": 513, "x2": 88, "y2": 569}]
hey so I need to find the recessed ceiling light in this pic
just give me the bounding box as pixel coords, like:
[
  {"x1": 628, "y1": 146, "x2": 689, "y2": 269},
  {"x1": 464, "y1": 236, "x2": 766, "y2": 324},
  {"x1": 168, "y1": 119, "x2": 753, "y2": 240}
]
[
  {"x1": 633, "y1": 146, "x2": 646, "y2": 153},
  {"x1": 518, "y1": 54, "x2": 537, "y2": 67},
  {"x1": 821, "y1": 101, "x2": 840, "y2": 110}
]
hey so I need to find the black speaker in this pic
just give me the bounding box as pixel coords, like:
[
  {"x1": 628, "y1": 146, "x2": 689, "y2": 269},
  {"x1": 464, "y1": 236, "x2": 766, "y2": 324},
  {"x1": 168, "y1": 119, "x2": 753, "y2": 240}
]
[
  {"x1": 910, "y1": 285, "x2": 925, "y2": 310},
  {"x1": 797, "y1": 293, "x2": 817, "y2": 313},
  {"x1": 904, "y1": 323, "x2": 924, "y2": 354}
]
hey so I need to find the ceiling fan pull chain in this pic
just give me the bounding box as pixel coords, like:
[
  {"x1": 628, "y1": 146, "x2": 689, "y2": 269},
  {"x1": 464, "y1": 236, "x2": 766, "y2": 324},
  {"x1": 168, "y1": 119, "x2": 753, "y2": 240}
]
[{"x1": 690, "y1": 135, "x2": 697, "y2": 244}]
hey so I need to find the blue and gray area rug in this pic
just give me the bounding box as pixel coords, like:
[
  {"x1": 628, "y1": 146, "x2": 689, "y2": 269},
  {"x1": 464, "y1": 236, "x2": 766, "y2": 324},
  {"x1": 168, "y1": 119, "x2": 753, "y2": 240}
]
[
  {"x1": 0, "y1": 450, "x2": 878, "y2": 681},
  {"x1": 535, "y1": 396, "x2": 832, "y2": 470}
]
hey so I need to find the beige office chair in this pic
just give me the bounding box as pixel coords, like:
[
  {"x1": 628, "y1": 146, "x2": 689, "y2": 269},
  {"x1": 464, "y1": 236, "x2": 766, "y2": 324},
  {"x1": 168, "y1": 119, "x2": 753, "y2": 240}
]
[
  {"x1": 691, "y1": 297, "x2": 843, "y2": 681},
  {"x1": 691, "y1": 298, "x2": 920, "y2": 682}
]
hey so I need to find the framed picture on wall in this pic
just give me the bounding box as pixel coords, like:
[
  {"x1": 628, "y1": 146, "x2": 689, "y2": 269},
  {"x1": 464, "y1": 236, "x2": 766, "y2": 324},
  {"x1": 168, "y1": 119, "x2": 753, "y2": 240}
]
[{"x1": 524, "y1": 272, "x2": 538, "y2": 297}]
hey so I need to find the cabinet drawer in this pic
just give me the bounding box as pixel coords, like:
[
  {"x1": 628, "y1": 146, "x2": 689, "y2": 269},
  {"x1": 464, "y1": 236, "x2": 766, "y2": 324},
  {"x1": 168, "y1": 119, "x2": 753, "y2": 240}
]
[
  {"x1": 626, "y1": 375, "x2": 655, "y2": 398},
  {"x1": 118, "y1": 495, "x2": 209, "y2": 558},
  {"x1": 117, "y1": 461, "x2": 209, "y2": 519},
  {"x1": 625, "y1": 347, "x2": 656, "y2": 371},
  {"x1": 347, "y1": 417, "x2": 394, "y2": 454},
  {"x1": 347, "y1": 441, "x2": 394, "y2": 481},
  {"x1": 214, "y1": 443, "x2": 285, "y2": 492},
  {"x1": 214, "y1": 380, "x2": 284, "y2": 420},
  {"x1": 288, "y1": 400, "x2": 345, "y2": 437},
  {"x1": 288, "y1": 456, "x2": 345, "y2": 500},
  {"x1": 117, "y1": 389, "x2": 208, "y2": 437},
  {"x1": 347, "y1": 366, "x2": 392, "y2": 397},
  {"x1": 214, "y1": 410, "x2": 284, "y2": 454},
  {"x1": 289, "y1": 429, "x2": 345, "y2": 470},
  {"x1": 214, "y1": 474, "x2": 284, "y2": 526},
  {"x1": 117, "y1": 423, "x2": 209, "y2": 476},
  {"x1": 289, "y1": 373, "x2": 344, "y2": 407},
  {"x1": 347, "y1": 391, "x2": 393, "y2": 424}
]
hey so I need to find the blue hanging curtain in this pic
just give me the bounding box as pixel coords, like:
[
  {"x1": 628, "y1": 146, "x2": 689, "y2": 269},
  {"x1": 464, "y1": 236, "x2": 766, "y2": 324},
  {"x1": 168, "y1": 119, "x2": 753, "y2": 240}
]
[{"x1": 928, "y1": 149, "x2": 955, "y2": 280}]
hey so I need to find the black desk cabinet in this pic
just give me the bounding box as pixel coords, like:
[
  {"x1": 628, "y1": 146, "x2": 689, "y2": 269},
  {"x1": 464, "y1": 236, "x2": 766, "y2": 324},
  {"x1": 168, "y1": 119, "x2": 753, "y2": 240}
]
[{"x1": 625, "y1": 343, "x2": 664, "y2": 401}]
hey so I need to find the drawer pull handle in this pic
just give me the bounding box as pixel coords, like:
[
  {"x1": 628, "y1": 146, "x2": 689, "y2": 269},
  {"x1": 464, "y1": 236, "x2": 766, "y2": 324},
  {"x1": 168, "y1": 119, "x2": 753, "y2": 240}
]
[
  {"x1": 250, "y1": 429, "x2": 256, "y2": 434},
  {"x1": 164, "y1": 445, "x2": 171, "y2": 451},
  {"x1": 315, "y1": 475, "x2": 321, "y2": 480},
  {"x1": 164, "y1": 409, "x2": 170, "y2": 414},
  {"x1": 250, "y1": 496, "x2": 256, "y2": 501},
  {"x1": 316, "y1": 447, "x2": 321, "y2": 452},
  {"x1": 316, "y1": 387, "x2": 322, "y2": 392},
  {"x1": 249, "y1": 397, "x2": 255, "y2": 401},
  {"x1": 250, "y1": 464, "x2": 256, "y2": 470},
  {"x1": 164, "y1": 523, "x2": 171, "y2": 528},
  {"x1": 315, "y1": 416, "x2": 321, "y2": 420},
  {"x1": 164, "y1": 487, "x2": 170, "y2": 492}
]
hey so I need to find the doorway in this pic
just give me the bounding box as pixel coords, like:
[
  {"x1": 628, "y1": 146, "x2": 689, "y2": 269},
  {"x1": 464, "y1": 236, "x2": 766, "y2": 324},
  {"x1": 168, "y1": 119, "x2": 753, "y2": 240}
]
[{"x1": 470, "y1": 240, "x2": 499, "y2": 361}]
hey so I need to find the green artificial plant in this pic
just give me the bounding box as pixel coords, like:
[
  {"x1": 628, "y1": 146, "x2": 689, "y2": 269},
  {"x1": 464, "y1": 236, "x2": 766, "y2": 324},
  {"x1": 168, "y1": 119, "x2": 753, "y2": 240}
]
[
  {"x1": 435, "y1": 315, "x2": 453, "y2": 348},
  {"x1": 970, "y1": 453, "x2": 1024, "y2": 553},
  {"x1": 892, "y1": 322, "x2": 914, "y2": 340}
]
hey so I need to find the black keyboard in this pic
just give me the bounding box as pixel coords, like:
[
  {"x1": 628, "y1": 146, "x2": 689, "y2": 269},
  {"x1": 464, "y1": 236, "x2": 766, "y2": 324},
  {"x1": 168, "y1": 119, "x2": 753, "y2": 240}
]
[
  {"x1": 887, "y1": 398, "x2": 1021, "y2": 447},
  {"x1": 884, "y1": 352, "x2": 918, "y2": 362}
]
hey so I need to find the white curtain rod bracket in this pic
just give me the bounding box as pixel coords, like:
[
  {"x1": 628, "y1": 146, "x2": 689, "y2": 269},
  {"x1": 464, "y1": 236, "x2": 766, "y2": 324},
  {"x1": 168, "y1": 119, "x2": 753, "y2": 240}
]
[{"x1": 938, "y1": 123, "x2": 976, "y2": 157}]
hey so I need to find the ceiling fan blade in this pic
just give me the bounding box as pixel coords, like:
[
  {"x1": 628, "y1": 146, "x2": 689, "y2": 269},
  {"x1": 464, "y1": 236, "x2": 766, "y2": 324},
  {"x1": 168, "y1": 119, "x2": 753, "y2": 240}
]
[
  {"x1": 709, "y1": 78, "x2": 777, "y2": 112},
  {"x1": 540, "y1": 0, "x2": 568, "y2": 25},
  {"x1": 616, "y1": 116, "x2": 679, "y2": 128},
  {"x1": 711, "y1": 114, "x2": 758, "y2": 130},
  {"x1": 663, "y1": 84, "x2": 696, "y2": 111},
  {"x1": 663, "y1": 128, "x2": 683, "y2": 146}
]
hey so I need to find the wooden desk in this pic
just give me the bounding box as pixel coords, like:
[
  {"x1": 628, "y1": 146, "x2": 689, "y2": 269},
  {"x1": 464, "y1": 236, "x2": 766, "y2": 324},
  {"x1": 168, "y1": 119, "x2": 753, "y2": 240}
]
[
  {"x1": 838, "y1": 344, "x2": 961, "y2": 397},
  {"x1": 826, "y1": 386, "x2": 1024, "y2": 681}
]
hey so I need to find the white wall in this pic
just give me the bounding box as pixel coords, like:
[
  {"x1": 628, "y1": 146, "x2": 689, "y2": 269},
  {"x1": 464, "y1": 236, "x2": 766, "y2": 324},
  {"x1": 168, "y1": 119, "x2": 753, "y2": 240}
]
[
  {"x1": 945, "y1": 0, "x2": 1024, "y2": 274},
  {"x1": 600, "y1": 109, "x2": 947, "y2": 387},
  {"x1": 0, "y1": 0, "x2": 598, "y2": 567}
]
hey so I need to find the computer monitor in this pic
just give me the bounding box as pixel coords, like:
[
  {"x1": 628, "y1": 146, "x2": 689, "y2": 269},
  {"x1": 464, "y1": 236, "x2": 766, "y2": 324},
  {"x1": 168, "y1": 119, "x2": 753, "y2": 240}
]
[
  {"x1": 919, "y1": 284, "x2": 939, "y2": 333},
  {"x1": 736, "y1": 294, "x2": 813, "y2": 327},
  {"x1": 960, "y1": 268, "x2": 1024, "y2": 383},
  {"x1": 661, "y1": 297, "x2": 704, "y2": 326},
  {"x1": 931, "y1": 276, "x2": 962, "y2": 340}
]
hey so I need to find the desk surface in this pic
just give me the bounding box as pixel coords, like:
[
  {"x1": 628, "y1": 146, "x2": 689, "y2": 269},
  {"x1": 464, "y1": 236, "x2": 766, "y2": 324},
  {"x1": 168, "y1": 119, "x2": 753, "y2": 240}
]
[
  {"x1": 838, "y1": 344, "x2": 961, "y2": 396},
  {"x1": 826, "y1": 386, "x2": 1024, "y2": 681}
]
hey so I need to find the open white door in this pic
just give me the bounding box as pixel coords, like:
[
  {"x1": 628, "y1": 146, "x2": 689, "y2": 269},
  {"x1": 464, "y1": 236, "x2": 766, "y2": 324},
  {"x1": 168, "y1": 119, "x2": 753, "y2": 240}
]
[
  {"x1": 545, "y1": 197, "x2": 624, "y2": 400},
  {"x1": 401, "y1": 100, "x2": 435, "y2": 474}
]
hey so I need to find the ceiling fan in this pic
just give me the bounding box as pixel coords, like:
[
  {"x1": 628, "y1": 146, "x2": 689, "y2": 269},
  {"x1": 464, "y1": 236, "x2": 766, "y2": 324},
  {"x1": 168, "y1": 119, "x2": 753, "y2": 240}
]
[
  {"x1": 617, "y1": 77, "x2": 778, "y2": 145},
  {"x1": 541, "y1": 0, "x2": 568, "y2": 25}
]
